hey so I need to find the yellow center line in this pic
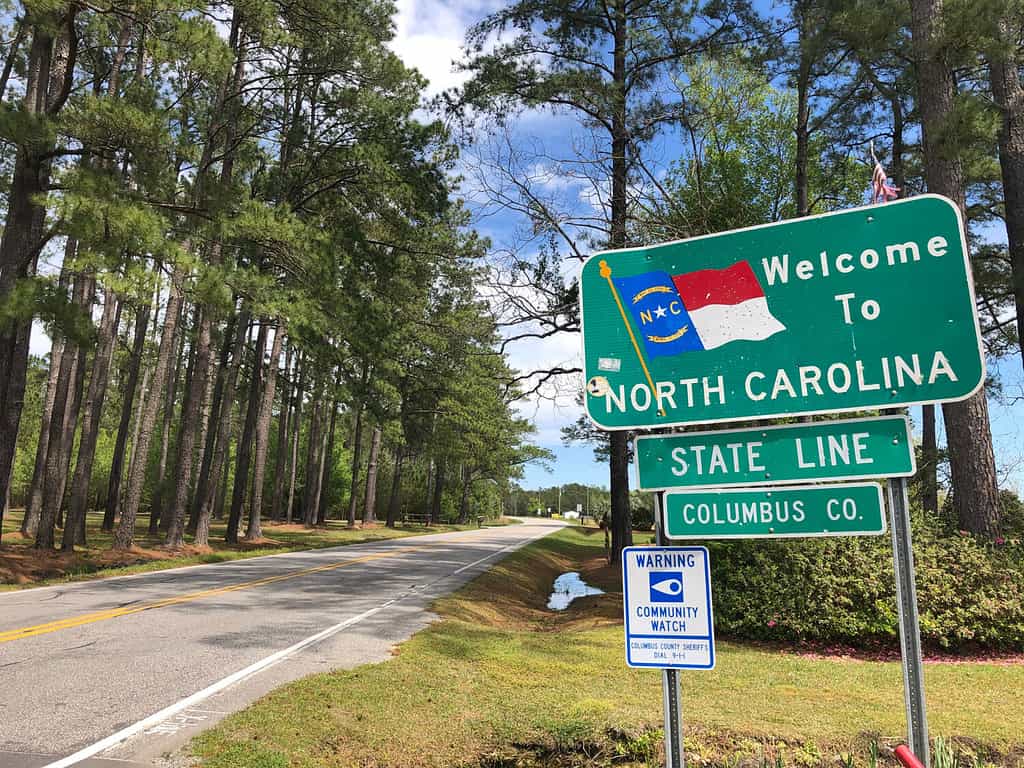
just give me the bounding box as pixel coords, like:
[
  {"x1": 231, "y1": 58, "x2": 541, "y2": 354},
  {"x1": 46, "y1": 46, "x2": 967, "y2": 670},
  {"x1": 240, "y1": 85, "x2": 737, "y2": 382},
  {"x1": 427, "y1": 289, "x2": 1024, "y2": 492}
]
[{"x1": 0, "y1": 544, "x2": 435, "y2": 645}]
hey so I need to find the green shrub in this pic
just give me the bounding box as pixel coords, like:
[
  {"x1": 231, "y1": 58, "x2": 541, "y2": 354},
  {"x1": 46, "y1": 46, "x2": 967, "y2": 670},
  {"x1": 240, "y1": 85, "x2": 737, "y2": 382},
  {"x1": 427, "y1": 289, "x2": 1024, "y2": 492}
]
[
  {"x1": 999, "y1": 489, "x2": 1024, "y2": 538},
  {"x1": 706, "y1": 516, "x2": 1024, "y2": 651},
  {"x1": 631, "y1": 491, "x2": 654, "y2": 531}
]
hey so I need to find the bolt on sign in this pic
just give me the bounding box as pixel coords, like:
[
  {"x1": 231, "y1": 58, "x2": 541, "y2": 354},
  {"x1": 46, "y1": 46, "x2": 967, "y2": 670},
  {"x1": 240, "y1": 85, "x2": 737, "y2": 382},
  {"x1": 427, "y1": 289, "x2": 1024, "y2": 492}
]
[
  {"x1": 635, "y1": 415, "x2": 915, "y2": 491},
  {"x1": 663, "y1": 482, "x2": 886, "y2": 539},
  {"x1": 580, "y1": 195, "x2": 984, "y2": 430}
]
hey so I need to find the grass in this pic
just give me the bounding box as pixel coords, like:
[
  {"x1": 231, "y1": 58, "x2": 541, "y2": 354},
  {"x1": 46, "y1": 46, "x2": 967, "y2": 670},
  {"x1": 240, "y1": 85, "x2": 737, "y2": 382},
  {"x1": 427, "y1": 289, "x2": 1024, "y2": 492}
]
[
  {"x1": 0, "y1": 508, "x2": 518, "y2": 590},
  {"x1": 190, "y1": 527, "x2": 1024, "y2": 768}
]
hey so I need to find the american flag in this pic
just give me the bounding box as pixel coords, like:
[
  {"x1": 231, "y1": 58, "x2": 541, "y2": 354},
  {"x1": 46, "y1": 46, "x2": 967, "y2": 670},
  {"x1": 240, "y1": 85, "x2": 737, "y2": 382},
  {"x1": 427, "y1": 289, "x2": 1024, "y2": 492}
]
[{"x1": 870, "y1": 141, "x2": 900, "y2": 203}]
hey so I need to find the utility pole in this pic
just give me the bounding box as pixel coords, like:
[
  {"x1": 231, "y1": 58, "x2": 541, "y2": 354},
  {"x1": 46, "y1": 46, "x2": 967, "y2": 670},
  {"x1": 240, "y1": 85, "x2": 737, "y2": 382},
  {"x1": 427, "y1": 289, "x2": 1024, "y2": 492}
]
[{"x1": 557, "y1": 485, "x2": 562, "y2": 515}]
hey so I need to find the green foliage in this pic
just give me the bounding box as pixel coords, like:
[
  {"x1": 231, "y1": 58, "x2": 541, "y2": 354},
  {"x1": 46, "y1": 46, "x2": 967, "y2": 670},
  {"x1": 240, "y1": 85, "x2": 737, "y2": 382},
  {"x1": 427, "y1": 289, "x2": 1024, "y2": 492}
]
[
  {"x1": 999, "y1": 490, "x2": 1024, "y2": 538},
  {"x1": 643, "y1": 55, "x2": 864, "y2": 241},
  {"x1": 707, "y1": 515, "x2": 1024, "y2": 650},
  {"x1": 8, "y1": 356, "x2": 48, "y2": 507},
  {"x1": 630, "y1": 491, "x2": 654, "y2": 531}
]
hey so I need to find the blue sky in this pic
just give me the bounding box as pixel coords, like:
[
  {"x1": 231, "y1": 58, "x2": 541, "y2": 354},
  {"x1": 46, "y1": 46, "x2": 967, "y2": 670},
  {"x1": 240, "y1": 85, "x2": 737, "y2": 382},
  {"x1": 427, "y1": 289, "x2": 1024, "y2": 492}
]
[{"x1": 384, "y1": 0, "x2": 1024, "y2": 495}]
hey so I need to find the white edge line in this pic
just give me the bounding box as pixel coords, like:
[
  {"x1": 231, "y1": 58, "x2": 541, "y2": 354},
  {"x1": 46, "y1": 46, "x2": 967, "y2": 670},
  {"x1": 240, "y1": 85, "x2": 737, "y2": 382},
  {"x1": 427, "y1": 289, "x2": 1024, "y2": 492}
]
[
  {"x1": 42, "y1": 523, "x2": 560, "y2": 768},
  {"x1": 40, "y1": 603, "x2": 393, "y2": 768},
  {"x1": 450, "y1": 526, "x2": 555, "y2": 575}
]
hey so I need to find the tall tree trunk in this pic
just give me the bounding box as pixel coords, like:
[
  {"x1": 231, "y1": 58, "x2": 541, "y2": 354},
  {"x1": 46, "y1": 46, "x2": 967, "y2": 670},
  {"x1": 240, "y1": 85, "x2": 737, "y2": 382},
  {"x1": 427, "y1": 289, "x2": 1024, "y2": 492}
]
[
  {"x1": 430, "y1": 459, "x2": 445, "y2": 526},
  {"x1": 362, "y1": 424, "x2": 382, "y2": 524},
  {"x1": 314, "y1": 403, "x2": 334, "y2": 525},
  {"x1": 103, "y1": 292, "x2": 152, "y2": 531},
  {"x1": 346, "y1": 405, "x2": 364, "y2": 527},
  {"x1": 607, "y1": 0, "x2": 633, "y2": 561},
  {"x1": 285, "y1": 353, "x2": 305, "y2": 524},
  {"x1": 22, "y1": 297, "x2": 67, "y2": 537},
  {"x1": 425, "y1": 457, "x2": 434, "y2": 517},
  {"x1": 794, "y1": 4, "x2": 812, "y2": 218},
  {"x1": 0, "y1": 7, "x2": 78, "y2": 520},
  {"x1": 55, "y1": 277, "x2": 93, "y2": 525},
  {"x1": 63, "y1": 290, "x2": 122, "y2": 550},
  {"x1": 161, "y1": 310, "x2": 196, "y2": 534},
  {"x1": 0, "y1": 318, "x2": 32, "y2": 539},
  {"x1": 165, "y1": 303, "x2": 216, "y2": 548},
  {"x1": 989, "y1": 21, "x2": 1024, "y2": 370},
  {"x1": 54, "y1": 275, "x2": 94, "y2": 532},
  {"x1": 920, "y1": 404, "x2": 938, "y2": 514},
  {"x1": 150, "y1": 310, "x2": 184, "y2": 534},
  {"x1": 385, "y1": 448, "x2": 403, "y2": 528},
  {"x1": 194, "y1": 310, "x2": 248, "y2": 547},
  {"x1": 191, "y1": 331, "x2": 218, "y2": 512},
  {"x1": 127, "y1": 313, "x2": 157, "y2": 507},
  {"x1": 214, "y1": 439, "x2": 230, "y2": 521},
  {"x1": 226, "y1": 322, "x2": 266, "y2": 544},
  {"x1": 301, "y1": 396, "x2": 323, "y2": 527},
  {"x1": 457, "y1": 465, "x2": 472, "y2": 524},
  {"x1": 113, "y1": 272, "x2": 185, "y2": 550},
  {"x1": 244, "y1": 325, "x2": 284, "y2": 541},
  {"x1": 36, "y1": 265, "x2": 89, "y2": 549},
  {"x1": 909, "y1": 0, "x2": 1001, "y2": 536},
  {"x1": 270, "y1": 344, "x2": 293, "y2": 522}
]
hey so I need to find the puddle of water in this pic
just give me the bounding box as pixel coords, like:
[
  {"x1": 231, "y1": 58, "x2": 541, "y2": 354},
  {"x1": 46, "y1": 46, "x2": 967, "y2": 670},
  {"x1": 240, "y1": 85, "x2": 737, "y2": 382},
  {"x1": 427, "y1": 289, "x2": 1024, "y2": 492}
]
[{"x1": 547, "y1": 571, "x2": 604, "y2": 611}]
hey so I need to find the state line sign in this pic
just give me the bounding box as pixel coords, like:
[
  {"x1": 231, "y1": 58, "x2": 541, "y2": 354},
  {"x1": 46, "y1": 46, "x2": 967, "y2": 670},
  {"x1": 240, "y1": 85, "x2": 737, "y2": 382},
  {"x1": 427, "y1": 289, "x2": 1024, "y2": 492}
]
[
  {"x1": 580, "y1": 195, "x2": 984, "y2": 430},
  {"x1": 635, "y1": 415, "x2": 915, "y2": 491}
]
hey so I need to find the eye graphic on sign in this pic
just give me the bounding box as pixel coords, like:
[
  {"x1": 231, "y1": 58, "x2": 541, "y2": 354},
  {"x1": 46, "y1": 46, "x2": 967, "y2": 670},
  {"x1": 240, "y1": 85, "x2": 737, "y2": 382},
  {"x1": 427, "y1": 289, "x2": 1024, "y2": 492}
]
[
  {"x1": 652, "y1": 578, "x2": 682, "y2": 595},
  {"x1": 649, "y1": 572, "x2": 684, "y2": 602}
]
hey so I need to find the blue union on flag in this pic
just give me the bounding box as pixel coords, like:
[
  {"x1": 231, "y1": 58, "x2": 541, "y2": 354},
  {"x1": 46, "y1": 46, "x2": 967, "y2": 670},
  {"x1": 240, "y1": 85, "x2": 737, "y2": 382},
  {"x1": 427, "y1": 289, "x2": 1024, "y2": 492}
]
[{"x1": 613, "y1": 260, "x2": 785, "y2": 359}]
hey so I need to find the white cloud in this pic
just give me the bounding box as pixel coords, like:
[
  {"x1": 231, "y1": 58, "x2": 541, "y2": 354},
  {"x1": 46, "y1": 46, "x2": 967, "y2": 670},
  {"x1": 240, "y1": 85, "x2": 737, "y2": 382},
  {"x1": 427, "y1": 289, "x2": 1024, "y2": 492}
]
[{"x1": 390, "y1": 0, "x2": 475, "y2": 97}]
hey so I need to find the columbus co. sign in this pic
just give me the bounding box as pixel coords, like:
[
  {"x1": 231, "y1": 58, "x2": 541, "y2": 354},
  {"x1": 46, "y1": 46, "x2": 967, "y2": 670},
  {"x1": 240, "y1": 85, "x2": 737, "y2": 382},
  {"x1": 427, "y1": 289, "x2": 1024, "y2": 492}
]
[{"x1": 580, "y1": 195, "x2": 984, "y2": 429}]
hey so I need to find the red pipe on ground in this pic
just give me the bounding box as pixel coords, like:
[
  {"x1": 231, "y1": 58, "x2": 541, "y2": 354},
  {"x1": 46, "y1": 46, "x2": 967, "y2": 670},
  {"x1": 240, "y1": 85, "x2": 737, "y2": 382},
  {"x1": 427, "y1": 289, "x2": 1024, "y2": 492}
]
[{"x1": 894, "y1": 744, "x2": 926, "y2": 768}]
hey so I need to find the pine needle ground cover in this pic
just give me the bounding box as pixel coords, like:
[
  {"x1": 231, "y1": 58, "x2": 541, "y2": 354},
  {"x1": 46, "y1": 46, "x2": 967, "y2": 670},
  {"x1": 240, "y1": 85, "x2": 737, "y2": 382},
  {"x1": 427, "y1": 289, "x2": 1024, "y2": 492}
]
[
  {"x1": 190, "y1": 527, "x2": 1024, "y2": 768},
  {"x1": 0, "y1": 510, "x2": 516, "y2": 589}
]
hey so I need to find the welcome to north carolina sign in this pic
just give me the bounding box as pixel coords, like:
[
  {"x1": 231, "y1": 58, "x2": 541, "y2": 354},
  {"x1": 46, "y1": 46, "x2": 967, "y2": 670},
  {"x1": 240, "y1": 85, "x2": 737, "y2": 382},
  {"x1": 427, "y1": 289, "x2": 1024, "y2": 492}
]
[{"x1": 579, "y1": 195, "x2": 984, "y2": 430}]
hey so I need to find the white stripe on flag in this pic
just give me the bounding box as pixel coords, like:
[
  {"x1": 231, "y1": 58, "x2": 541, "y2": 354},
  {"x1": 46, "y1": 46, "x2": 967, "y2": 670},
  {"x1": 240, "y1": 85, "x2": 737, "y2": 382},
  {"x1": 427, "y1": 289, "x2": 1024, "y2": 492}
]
[{"x1": 689, "y1": 297, "x2": 785, "y2": 350}]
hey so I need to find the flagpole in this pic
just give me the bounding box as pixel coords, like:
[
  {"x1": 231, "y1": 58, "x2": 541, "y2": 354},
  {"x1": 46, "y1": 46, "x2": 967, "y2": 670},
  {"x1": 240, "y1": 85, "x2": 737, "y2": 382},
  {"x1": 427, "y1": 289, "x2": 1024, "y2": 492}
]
[{"x1": 599, "y1": 260, "x2": 665, "y2": 417}]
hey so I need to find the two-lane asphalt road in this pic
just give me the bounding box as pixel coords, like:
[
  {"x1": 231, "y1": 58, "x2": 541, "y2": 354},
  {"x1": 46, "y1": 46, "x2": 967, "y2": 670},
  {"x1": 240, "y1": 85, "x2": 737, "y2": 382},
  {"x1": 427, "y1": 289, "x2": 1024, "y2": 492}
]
[{"x1": 0, "y1": 518, "x2": 563, "y2": 768}]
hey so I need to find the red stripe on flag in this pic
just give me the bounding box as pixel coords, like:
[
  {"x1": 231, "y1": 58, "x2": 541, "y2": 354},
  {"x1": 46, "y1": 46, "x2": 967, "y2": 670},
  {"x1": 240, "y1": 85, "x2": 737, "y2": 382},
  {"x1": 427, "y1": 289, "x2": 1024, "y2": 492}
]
[{"x1": 672, "y1": 260, "x2": 765, "y2": 311}]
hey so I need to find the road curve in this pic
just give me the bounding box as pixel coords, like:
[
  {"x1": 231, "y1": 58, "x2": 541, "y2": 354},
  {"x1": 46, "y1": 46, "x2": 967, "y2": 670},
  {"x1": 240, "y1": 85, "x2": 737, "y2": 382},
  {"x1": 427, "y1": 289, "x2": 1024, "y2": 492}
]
[{"x1": 0, "y1": 518, "x2": 564, "y2": 768}]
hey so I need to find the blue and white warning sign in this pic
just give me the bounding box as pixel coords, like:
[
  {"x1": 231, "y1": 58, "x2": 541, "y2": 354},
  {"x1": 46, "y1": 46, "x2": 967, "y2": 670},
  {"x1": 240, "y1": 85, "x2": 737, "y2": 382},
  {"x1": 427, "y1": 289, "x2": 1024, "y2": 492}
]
[{"x1": 622, "y1": 546, "x2": 715, "y2": 669}]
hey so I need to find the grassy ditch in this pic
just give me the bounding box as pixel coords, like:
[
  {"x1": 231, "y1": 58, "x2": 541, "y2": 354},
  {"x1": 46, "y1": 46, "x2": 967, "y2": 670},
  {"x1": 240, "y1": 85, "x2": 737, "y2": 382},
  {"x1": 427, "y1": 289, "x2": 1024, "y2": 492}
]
[
  {"x1": 0, "y1": 509, "x2": 517, "y2": 589},
  {"x1": 191, "y1": 527, "x2": 1024, "y2": 768}
]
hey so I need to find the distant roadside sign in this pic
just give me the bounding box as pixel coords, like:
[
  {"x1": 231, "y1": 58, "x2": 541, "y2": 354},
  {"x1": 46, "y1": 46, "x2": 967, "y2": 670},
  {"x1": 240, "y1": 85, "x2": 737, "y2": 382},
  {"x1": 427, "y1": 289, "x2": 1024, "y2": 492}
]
[
  {"x1": 579, "y1": 196, "x2": 984, "y2": 430},
  {"x1": 635, "y1": 415, "x2": 914, "y2": 491},
  {"x1": 622, "y1": 546, "x2": 714, "y2": 669},
  {"x1": 663, "y1": 483, "x2": 886, "y2": 540}
]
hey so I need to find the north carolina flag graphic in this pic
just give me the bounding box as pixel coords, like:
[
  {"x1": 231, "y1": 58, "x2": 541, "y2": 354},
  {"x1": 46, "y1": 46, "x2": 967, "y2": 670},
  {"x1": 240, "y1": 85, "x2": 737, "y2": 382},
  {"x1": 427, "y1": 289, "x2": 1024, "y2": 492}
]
[{"x1": 613, "y1": 261, "x2": 785, "y2": 358}]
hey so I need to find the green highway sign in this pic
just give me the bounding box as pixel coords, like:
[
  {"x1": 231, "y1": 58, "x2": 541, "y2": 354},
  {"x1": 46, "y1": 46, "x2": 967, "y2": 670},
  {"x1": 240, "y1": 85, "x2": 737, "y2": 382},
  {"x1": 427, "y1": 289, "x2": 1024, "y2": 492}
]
[
  {"x1": 579, "y1": 195, "x2": 984, "y2": 430},
  {"x1": 636, "y1": 415, "x2": 915, "y2": 491},
  {"x1": 663, "y1": 482, "x2": 886, "y2": 540}
]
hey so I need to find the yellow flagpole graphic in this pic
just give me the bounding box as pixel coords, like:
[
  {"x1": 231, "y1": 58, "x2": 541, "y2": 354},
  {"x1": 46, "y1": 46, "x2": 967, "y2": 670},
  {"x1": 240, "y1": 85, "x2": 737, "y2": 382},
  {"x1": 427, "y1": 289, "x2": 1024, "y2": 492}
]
[{"x1": 599, "y1": 260, "x2": 665, "y2": 417}]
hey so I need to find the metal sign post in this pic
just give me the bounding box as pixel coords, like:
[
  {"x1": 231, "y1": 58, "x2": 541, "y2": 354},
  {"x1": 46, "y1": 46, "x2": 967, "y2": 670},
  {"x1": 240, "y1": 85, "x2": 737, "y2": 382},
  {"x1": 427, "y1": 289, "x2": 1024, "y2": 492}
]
[
  {"x1": 888, "y1": 476, "x2": 930, "y2": 765},
  {"x1": 655, "y1": 492, "x2": 685, "y2": 768}
]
